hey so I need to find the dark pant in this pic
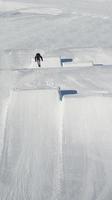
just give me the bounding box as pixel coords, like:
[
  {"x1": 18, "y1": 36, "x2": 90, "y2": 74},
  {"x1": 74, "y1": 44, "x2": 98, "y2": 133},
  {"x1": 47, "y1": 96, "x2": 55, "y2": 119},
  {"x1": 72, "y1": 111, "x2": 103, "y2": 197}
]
[{"x1": 37, "y1": 60, "x2": 41, "y2": 67}]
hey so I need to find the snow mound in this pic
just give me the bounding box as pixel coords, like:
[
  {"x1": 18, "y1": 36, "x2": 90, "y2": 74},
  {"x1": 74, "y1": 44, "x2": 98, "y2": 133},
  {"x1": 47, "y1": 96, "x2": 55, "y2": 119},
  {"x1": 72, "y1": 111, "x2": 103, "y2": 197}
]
[{"x1": 0, "y1": 1, "x2": 62, "y2": 16}]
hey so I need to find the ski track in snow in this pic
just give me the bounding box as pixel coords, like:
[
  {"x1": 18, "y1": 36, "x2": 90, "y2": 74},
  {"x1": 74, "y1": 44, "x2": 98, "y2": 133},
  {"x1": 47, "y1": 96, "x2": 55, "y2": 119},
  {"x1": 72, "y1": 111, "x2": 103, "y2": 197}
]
[
  {"x1": 52, "y1": 100, "x2": 64, "y2": 200},
  {"x1": 0, "y1": 91, "x2": 13, "y2": 157}
]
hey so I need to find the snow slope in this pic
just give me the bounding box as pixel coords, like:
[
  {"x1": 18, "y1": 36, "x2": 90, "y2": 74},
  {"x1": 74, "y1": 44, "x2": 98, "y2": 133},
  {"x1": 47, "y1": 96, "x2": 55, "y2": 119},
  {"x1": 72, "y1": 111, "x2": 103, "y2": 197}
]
[
  {"x1": 1, "y1": 80, "x2": 112, "y2": 199},
  {"x1": 0, "y1": 57, "x2": 112, "y2": 199},
  {"x1": 0, "y1": 0, "x2": 112, "y2": 52},
  {"x1": 1, "y1": 0, "x2": 112, "y2": 199},
  {"x1": 1, "y1": 48, "x2": 112, "y2": 69},
  {"x1": 0, "y1": 89, "x2": 61, "y2": 199},
  {"x1": 62, "y1": 95, "x2": 112, "y2": 200}
]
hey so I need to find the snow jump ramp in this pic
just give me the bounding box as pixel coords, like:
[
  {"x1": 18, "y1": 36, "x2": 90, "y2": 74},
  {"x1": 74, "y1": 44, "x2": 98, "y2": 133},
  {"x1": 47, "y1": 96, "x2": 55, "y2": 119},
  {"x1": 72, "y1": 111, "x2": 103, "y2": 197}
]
[
  {"x1": 1, "y1": 92, "x2": 112, "y2": 199},
  {"x1": 62, "y1": 95, "x2": 112, "y2": 200},
  {"x1": 0, "y1": 89, "x2": 61, "y2": 200},
  {"x1": 31, "y1": 57, "x2": 61, "y2": 68},
  {"x1": 62, "y1": 62, "x2": 93, "y2": 67}
]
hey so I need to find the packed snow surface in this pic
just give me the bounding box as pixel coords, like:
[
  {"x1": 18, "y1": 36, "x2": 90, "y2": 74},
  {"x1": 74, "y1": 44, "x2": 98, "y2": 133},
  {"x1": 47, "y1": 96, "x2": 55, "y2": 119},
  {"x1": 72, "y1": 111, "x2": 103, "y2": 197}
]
[
  {"x1": 0, "y1": 55, "x2": 112, "y2": 199},
  {"x1": 0, "y1": 0, "x2": 112, "y2": 51},
  {"x1": 1, "y1": 0, "x2": 112, "y2": 199}
]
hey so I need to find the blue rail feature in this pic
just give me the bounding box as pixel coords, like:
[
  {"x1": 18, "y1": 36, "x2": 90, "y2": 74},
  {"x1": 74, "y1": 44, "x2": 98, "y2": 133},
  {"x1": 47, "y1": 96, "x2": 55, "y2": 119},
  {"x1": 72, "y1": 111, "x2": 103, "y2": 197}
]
[
  {"x1": 60, "y1": 58, "x2": 73, "y2": 66},
  {"x1": 59, "y1": 89, "x2": 78, "y2": 100}
]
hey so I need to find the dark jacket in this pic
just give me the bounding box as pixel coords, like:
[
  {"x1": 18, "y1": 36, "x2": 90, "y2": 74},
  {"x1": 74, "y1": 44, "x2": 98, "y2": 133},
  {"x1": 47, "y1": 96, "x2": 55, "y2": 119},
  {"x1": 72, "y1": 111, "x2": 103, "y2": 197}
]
[{"x1": 35, "y1": 53, "x2": 43, "y2": 62}]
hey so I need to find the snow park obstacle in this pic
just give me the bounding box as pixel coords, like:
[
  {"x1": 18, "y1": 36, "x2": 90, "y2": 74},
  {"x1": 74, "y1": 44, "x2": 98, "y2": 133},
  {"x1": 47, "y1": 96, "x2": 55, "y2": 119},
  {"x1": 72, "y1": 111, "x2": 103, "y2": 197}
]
[
  {"x1": 31, "y1": 57, "x2": 61, "y2": 68},
  {"x1": 0, "y1": 89, "x2": 61, "y2": 199},
  {"x1": 60, "y1": 57, "x2": 73, "y2": 66},
  {"x1": 41, "y1": 57, "x2": 61, "y2": 68},
  {"x1": 62, "y1": 62, "x2": 93, "y2": 67},
  {"x1": 60, "y1": 56, "x2": 93, "y2": 67},
  {"x1": 59, "y1": 88, "x2": 78, "y2": 100},
  {"x1": 61, "y1": 95, "x2": 112, "y2": 199}
]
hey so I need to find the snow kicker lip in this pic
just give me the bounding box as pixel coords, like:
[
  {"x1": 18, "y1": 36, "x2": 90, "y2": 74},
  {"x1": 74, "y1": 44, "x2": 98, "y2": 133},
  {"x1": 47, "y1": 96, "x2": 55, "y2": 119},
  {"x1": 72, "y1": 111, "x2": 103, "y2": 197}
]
[{"x1": 13, "y1": 88, "x2": 78, "y2": 101}]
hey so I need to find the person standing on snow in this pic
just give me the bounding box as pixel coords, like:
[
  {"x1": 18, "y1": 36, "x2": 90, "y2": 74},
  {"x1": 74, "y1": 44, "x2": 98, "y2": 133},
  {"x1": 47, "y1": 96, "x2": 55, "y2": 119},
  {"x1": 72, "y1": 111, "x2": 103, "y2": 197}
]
[{"x1": 35, "y1": 53, "x2": 43, "y2": 67}]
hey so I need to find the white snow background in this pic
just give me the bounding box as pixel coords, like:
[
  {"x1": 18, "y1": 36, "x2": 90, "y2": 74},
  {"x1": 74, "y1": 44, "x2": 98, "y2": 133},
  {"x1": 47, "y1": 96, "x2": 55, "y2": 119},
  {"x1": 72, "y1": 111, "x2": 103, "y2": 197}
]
[{"x1": 0, "y1": 0, "x2": 112, "y2": 199}]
